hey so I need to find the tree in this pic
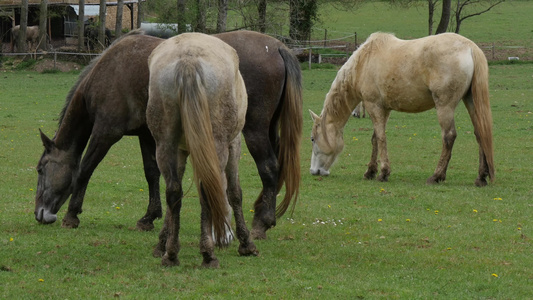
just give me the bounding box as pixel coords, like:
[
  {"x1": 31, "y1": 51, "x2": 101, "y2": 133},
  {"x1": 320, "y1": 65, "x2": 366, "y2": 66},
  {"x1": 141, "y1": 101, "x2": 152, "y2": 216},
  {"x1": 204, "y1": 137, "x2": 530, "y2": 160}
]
[
  {"x1": 258, "y1": 0, "x2": 267, "y2": 33},
  {"x1": 452, "y1": 0, "x2": 504, "y2": 33},
  {"x1": 216, "y1": 0, "x2": 228, "y2": 33},
  {"x1": 289, "y1": 0, "x2": 318, "y2": 43},
  {"x1": 77, "y1": 0, "x2": 85, "y2": 51},
  {"x1": 38, "y1": 0, "x2": 48, "y2": 50},
  {"x1": 435, "y1": 0, "x2": 451, "y2": 34},
  {"x1": 115, "y1": 0, "x2": 124, "y2": 38},
  {"x1": 98, "y1": 0, "x2": 106, "y2": 49},
  {"x1": 17, "y1": 0, "x2": 29, "y2": 52},
  {"x1": 177, "y1": 0, "x2": 186, "y2": 33},
  {"x1": 195, "y1": 0, "x2": 206, "y2": 32}
]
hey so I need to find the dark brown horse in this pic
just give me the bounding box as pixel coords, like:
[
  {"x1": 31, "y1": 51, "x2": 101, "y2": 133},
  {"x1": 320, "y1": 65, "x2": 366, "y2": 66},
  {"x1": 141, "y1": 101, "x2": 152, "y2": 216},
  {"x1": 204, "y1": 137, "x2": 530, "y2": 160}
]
[{"x1": 34, "y1": 30, "x2": 303, "y2": 240}]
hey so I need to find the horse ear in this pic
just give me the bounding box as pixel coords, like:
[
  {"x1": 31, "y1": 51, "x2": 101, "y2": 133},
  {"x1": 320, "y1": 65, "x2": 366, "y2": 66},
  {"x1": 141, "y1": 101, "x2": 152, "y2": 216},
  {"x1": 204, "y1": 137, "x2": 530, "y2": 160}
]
[
  {"x1": 309, "y1": 109, "x2": 320, "y2": 122},
  {"x1": 39, "y1": 129, "x2": 55, "y2": 152}
]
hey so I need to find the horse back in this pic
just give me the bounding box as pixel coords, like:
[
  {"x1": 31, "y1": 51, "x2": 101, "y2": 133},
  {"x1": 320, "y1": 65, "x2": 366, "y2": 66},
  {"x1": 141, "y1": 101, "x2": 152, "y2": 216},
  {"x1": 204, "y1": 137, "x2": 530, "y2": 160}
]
[
  {"x1": 77, "y1": 34, "x2": 163, "y2": 133},
  {"x1": 216, "y1": 31, "x2": 286, "y2": 127}
]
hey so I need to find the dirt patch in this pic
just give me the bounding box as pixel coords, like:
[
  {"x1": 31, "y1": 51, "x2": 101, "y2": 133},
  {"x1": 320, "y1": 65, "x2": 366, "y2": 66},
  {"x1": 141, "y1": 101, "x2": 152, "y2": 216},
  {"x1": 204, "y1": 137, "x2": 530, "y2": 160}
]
[{"x1": 32, "y1": 58, "x2": 83, "y2": 73}]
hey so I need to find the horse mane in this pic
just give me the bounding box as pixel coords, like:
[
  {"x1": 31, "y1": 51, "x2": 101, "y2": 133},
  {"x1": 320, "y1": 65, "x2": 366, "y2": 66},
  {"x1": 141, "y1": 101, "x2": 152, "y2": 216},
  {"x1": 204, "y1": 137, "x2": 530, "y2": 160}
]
[{"x1": 58, "y1": 29, "x2": 148, "y2": 126}]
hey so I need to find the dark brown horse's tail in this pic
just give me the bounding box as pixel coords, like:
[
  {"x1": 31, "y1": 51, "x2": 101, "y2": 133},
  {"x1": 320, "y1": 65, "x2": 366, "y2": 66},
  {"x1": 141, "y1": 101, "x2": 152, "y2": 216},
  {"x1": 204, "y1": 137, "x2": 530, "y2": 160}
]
[
  {"x1": 471, "y1": 45, "x2": 495, "y2": 181},
  {"x1": 176, "y1": 59, "x2": 229, "y2": 246},
  {"x1": 275, "y1": 46, "x2": 303, "y2": 217}
]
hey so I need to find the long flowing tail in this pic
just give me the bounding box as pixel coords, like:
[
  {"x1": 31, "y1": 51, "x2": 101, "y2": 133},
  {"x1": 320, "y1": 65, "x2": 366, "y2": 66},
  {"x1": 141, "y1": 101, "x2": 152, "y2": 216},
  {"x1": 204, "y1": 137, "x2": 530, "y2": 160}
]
[
  {"x1": 176, "y1": 59, "x2": 229, "y2": 245},
  {"x1": 471, "y1": 45, "x2": 495, "y2": 181},
  {"x1": 275, "y1": 46, "x2": 303, "y2": 217}
]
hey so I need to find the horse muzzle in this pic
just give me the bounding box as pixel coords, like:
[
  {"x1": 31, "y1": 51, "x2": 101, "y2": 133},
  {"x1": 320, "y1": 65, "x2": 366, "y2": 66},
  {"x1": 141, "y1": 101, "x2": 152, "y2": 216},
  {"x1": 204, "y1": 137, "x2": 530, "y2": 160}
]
[
  {"x1": 35, "y1": 207, "x2": 58, "y2": 224},
  {"x1": 310, "y1": 168, "x2": 330, "y2": 176}
]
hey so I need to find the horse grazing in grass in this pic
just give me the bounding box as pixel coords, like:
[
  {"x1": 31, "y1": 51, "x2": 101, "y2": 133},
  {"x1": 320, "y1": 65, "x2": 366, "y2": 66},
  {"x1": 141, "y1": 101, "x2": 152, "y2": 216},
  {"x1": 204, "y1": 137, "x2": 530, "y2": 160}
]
[
  {"x1": 309, "y1": 32, "x2": 494, "y2": 186},
  {"x1": 10, "y1": 25, "x2": 39, "y2": 52},
  {"x1": 147, "y1": 33, "x2": 257, "y2": 267},
  {"x1": 34, "y1": 30, "x2": 302, "y2": 240}
]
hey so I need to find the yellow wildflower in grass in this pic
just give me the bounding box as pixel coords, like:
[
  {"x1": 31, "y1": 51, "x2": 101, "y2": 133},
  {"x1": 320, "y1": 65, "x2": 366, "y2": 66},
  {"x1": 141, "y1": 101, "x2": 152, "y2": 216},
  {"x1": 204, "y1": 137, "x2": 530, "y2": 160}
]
[
  {"x1": 378, "y1": 219, "x2": 383, "y2": 222},
  {"x1": 493, "y1": 197, "x2": 502, "y2": 201},
  {"x1": 473, "y1": 209, "x2": 478, "y2": 213},
  {"x1": 492, "y1": 273, "x2": 498, "y2": 278},
  {"x1": 39, "y1": 278, "x2": 44, "y2": 282},
  {"x1": 328, "y1": 205, "x2": 331, "y2": 208},
  {"x1": 10, "y1": 237, "x2": 14, "y2": 242},
  {"x1": 434, "y1": 210, "x2": 439, "y2": 215},
  {"x1": 406, "y1": 219, "x2": 411, "y2": 222},
  {"x1": 30, "y1": 188, "x2": 34, "y2": 191},
  {"x1": 139, "y1": 189, "x2": 144, "y2": 192},
  {"x1": 116, "y1": 206, "x2": 121, "y2": 210},
  {"x1": 379, "y1": 188, "x2": 385, "y2": 193},
  {"x1": 249, "y1": 209, "x2": 254, "y2": 213}
]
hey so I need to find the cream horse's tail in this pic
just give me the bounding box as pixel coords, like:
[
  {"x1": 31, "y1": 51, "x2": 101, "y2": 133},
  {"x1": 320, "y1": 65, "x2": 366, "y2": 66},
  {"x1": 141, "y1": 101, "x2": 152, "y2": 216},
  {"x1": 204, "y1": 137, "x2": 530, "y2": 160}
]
[
  {"x1": 176, "y1": 59, "x2": 229, "y2": 245},
  {"x1": 470, "y1": 45, "x2": 495, "y2": 182}
]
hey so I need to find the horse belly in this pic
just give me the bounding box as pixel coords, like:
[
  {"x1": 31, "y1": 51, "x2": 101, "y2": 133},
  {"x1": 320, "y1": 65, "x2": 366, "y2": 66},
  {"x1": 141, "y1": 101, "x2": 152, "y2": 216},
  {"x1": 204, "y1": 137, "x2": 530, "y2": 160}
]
[{"x1": 382, "y1": 84, "x2": 434, "y2": 113}]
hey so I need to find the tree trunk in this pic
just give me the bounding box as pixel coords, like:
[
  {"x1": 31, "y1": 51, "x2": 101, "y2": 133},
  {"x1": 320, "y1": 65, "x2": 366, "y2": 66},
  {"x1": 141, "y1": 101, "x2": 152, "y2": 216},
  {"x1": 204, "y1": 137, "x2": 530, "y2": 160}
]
[
  {"x1": 98, "y1": 0, "x2": 106, "y2": 49},
  {"x1": 177, "y1": 0, "x2": 187, "y2": 33},
  {"x1": 216, "y1": 0, "x2": 227, "y2": 33},
  {"x1": 18, "y1": 0, "x2": 29, "y2": 52},
  {"x1": 195, "y1": 0, "x2": 206, "y2": 33},
  {"x1": 136, "y1": 0, "x2": 143, "y2": 28},
  {"x1": 289, "y1": 0, "x2": 317, "y2": 43},
  {"x1": 115, "y1": 0, "x2": 124, "y2": 38},
  {"x1": 427, "y1": 0, "x2": 437, "y2": 35},
  {"x1": 435, "y1": 0, "x2": 451, "y2": 34},
  {"x1": 258, "y1": 0, "x2": 267, "y2": 33},
  {"x1": 39, "y1": 0, "x2": 48, "y2": 50},
  {"x1": 77, "y1": 0, "x2": 85, "y2": 51}
]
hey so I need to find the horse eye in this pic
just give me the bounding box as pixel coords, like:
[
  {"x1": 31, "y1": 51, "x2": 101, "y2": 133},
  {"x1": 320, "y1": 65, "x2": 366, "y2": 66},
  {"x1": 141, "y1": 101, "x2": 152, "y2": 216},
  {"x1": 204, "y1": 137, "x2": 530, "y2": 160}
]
[{"x1": 310, "y1": 137, "x2": 315, "y2": 143}]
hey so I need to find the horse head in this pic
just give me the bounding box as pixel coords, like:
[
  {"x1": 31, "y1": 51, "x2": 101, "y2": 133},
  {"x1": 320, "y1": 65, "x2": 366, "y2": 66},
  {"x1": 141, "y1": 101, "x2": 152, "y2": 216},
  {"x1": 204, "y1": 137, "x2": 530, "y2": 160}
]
[
  {"x1": 34, "y1": 130, "x2": 75, "y2": 224},
  {"x1": 309, "y1": 109, "x2": 344, "y2": 176}
]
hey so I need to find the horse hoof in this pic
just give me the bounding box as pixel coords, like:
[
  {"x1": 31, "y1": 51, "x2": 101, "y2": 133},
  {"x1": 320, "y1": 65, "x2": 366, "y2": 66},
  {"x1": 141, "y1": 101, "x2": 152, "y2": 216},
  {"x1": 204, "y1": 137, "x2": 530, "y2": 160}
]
[
  {"x1": 153, "y1": 247, "x2": 165, "y2": 258},
  {"x1": 377, "y1": 175, "x2": 389, "y2": 182},
  {"x1": 363, "y1": 170, "x2": 376, "y2": 180},
  {"x1": 250, "y1": 228, "x2": 267, "y2": 240},
  {"x1": 136, "y1": 220, "x2": 155, "y2": 231},
  {"x1": 239, "y1": 243, "x2": 259, "y2": 257},
  {"x1": 475, "y1": 178, "x2": 488, "y2": 187},
  {"x1": 201, "y1": 259, "x2": 220, "y2": 269},
  {"x1": 161, "y1": 254, "x2": 180, "y2": 267},
  {"x1": 61, "y1": 216, "x2": 80, "y2": 228}
]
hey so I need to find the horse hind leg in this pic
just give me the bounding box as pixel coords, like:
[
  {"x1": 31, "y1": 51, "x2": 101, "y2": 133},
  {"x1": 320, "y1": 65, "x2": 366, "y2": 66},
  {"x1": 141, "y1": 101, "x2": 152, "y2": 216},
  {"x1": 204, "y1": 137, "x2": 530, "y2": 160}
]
[
  {"x1": 153, "y1": 149, "x2": 188, "y2": 259},
  {"x1": 427, "y1": 105, "x2": 457, "y2": 185},
  {"x1": 243, "y1": 128, "x2": 278, "y2": 240},
  {"x1": 226, "y1": 135, "x2": 258, "y2": 256},
  {"x1": 463, "y1": 96, "x2": 490, "y2": 187}
]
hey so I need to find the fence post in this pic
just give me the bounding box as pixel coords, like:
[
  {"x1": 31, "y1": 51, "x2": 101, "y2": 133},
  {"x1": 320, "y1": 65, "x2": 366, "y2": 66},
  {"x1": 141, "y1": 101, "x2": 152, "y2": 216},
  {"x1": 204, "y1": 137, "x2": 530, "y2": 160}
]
[
  {"x1": 492, "y1": 42, "x2": 495, "y2": 60},
  {"x1": 324, "y1": 29, "x2": 327, "y2": 48},
  {"x1": 354, "y1": 32, "x2": 357, "y2": 48},
  {"x1": 54, "y1": 51, "x2": 57, "y2": 69},
  {"x1": 308, "y1": 47, "x2": 312, "y2": 70}
]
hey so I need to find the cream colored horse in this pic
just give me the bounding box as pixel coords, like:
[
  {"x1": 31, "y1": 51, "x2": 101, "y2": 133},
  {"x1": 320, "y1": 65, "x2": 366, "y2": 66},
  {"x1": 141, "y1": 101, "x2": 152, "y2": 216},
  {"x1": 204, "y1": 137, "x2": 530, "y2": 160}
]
[
  {"x1": 147, "y1": 33, "x2": 257, "y2": 268},
  {"x1": 310, "y1": 32, "x2": 494, "y2": 187}
]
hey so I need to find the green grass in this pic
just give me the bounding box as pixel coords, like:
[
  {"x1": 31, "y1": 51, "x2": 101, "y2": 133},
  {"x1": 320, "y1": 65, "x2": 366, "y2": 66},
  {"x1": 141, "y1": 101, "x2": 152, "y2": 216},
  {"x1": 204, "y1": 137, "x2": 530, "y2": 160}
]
[
  {"x1": 1, "y1": 2, "x2": 533, "y2": 298},
  {"x1": 1, "y1": 62, "x2": 531, "y2": 300}
]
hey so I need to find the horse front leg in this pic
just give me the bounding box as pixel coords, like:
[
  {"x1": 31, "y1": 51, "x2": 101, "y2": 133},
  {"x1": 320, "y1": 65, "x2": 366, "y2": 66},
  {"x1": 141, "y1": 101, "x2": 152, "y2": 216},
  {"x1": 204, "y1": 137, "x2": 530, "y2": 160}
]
[
  {"x1": 62, "y1": 136, "x2": 119, "y2": 228},
  {"x1": 427, "y1": 106, "x2": 457, "y2": 184},
  {"x1": 364, "y1": 107, "x2": 391, "y2": 181},
  {"x1": 136, "y1": 133, "x2": 162, "y2": 231}
]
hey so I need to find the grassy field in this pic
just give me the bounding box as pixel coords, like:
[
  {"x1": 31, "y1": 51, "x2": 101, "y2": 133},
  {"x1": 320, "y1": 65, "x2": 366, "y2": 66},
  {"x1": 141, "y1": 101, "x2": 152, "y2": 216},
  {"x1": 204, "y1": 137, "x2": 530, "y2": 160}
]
[
  {"x1": 1, "y1": 62, "x2": 531, "y2": 299},
  {"x1": 1, "y1": 2, "x2": 533, "y2": 299}
]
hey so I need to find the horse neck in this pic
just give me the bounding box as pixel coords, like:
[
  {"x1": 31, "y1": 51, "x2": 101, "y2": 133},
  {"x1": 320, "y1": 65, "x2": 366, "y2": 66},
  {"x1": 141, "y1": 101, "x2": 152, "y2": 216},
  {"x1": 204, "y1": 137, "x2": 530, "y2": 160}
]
[
  {"x1": 322, "y1": 61, "x2": 361, "y2": 129},
  {"x1": 54, "y1": 91, "x2": 92, "y2": 158}
]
